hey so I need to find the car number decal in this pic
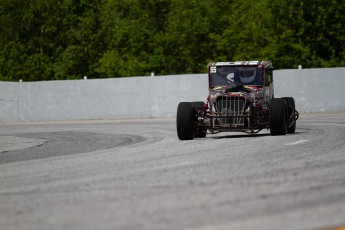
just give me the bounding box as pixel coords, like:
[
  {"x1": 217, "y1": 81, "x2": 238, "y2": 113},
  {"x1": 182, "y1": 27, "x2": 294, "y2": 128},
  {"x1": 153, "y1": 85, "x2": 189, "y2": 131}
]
[{"x1": 210, "y1": 66, "x2": 217, "y2": 73}]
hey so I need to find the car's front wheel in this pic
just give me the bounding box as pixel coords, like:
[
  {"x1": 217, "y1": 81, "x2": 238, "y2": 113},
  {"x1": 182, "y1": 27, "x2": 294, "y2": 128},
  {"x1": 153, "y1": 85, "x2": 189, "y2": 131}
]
[
  {"x1": 176, "y1": 102, "x2": 197, "y2": 140},
  {"x1": 269, "y1": 98, "x2": 288, "y2": 135}
]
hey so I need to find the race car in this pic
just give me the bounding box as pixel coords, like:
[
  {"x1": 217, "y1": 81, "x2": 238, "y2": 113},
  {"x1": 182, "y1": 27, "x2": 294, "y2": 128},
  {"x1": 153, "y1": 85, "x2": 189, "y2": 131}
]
[{"x1": 176, "y1": 61, "x2": 299, "y2": 140}]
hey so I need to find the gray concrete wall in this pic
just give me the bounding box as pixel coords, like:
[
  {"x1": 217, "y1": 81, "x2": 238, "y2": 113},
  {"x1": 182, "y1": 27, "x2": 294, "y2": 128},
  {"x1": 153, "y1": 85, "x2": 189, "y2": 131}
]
[
  {"x1": 0, "y1": 74, "x2": 208, "y2": 121},
  {"x1": 274, "y1": 68, "x2": 345, "y2": 113},
  {"x1": 0, "y1": 68, "x2": 344, "y2": 122}
]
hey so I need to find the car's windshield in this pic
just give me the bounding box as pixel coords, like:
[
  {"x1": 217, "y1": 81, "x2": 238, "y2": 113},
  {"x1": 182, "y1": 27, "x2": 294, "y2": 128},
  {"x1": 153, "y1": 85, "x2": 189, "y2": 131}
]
[{"x1": 210, "y1": 66, "x2": 262, "y2": 87}]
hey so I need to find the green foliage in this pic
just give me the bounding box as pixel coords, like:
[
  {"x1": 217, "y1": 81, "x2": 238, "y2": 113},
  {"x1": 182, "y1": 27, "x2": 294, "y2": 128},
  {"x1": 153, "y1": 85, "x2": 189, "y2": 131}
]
[{"x1": 0, "y1": 0, "x2": 344, "y2": 81}]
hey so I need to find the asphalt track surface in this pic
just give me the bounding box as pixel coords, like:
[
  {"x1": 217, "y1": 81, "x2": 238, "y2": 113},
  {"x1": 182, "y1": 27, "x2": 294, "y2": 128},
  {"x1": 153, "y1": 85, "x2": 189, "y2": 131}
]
[{"x1": 1, "y1": 113, "x2": 345, "y2": 230}]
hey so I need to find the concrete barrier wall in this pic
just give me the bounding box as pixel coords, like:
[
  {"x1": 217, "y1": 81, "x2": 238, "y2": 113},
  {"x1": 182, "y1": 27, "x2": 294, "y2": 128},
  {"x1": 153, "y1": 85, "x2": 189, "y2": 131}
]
[
  {"x1": 0, "y1": 68, "x2": 344, "y2": 121},
  {"x1": 274, "y1": 68, "x2": 345, "y2": 113}
]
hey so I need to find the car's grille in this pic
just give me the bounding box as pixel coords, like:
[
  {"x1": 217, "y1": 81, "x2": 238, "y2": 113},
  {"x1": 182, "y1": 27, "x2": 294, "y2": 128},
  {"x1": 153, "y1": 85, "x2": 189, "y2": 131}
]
[{"x1": 215, "y1": 96, "x2": 246, "y2": 127}]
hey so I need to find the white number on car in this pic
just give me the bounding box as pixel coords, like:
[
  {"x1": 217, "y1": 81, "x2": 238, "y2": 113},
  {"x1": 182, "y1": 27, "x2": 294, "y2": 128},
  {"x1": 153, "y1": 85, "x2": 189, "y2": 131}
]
[{"x1": 210, "y1": 66, "x2": 217, "y2": 73}]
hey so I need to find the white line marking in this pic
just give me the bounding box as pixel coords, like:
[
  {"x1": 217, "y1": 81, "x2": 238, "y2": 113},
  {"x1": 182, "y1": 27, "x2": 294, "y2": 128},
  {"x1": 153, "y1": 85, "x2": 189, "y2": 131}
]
[{"x1": 285, "y1": 140, "x2": 308, "y2": 145}]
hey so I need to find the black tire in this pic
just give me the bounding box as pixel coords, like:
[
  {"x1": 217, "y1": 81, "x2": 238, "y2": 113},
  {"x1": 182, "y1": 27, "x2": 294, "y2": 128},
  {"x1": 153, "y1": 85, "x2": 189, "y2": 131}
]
[
  {"x1": 269, "y1": 98, "x2": 288, "y2": 135},
  {"x1": 284, "y1": 97, "x2": 296, "y2": 133},
  {"x1": 176, "y1": 102, "x2": 196, "y2": 140},
  {"x1": 191, "y1": 101, "x2": 207, "y2": 138}
]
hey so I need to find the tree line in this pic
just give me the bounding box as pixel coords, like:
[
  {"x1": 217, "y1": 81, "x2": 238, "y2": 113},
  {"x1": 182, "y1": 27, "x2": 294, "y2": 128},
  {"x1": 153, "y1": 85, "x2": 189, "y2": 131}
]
[{"x1": 0, "y1": 0, "x2": 344, "y2": 81}]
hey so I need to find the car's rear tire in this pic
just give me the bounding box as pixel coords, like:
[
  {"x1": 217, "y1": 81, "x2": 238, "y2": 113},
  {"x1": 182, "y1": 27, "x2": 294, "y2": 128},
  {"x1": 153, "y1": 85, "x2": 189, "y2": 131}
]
[
  {"x1": 176, "y1": 102, "x2": 196, "y2": 140},
  {"x1": 192, "y1": 101, "x2": 205, "y2": 110},
  {"x1": 284, "y1": 97, "x2": 296, "y2": 133},
  {"x1": 270, "y1": 98, "x2": 288, "y2": 135},
  {"x1": 192, "y1": 101, "x2": 207, "y2": 138},
  {"x1": 196, "y1": 131, "x2": 207, "y2": 138}
]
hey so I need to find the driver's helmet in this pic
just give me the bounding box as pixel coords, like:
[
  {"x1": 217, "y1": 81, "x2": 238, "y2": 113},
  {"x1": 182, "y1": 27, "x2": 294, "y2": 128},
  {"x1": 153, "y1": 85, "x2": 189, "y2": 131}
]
[
  {"x1": 238, "y1": 68, "x2": 256, "y2": 84},
  {"x1": 226, "y1": 73, "x2": 234, "y2": 82}
]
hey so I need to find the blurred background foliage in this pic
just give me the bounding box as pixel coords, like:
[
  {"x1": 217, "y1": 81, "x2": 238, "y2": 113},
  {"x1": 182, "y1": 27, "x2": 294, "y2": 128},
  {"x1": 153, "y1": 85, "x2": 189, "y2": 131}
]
[{"x1": 0, "y1": 0, "x2": 344, "y2": 81}]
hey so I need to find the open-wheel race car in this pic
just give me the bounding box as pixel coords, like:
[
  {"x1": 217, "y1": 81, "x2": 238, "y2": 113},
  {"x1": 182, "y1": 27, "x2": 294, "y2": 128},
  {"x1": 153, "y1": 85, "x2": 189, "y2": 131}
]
[{"x1": 176, "y1": 61, "x2": 299, "y2": 140}]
